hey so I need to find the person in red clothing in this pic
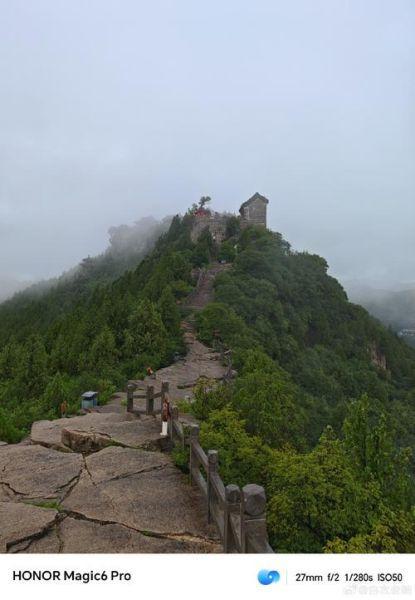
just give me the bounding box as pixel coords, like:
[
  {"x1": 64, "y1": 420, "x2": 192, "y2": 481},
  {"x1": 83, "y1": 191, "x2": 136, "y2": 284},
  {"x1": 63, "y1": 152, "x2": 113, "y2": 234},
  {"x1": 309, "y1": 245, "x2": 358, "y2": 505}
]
[
  {"x1": 161, "y1": 393, "x2": 171, "y2": 437},
  {"x1": 146, "y1": 366, "x2": 155, "y2": 379}
]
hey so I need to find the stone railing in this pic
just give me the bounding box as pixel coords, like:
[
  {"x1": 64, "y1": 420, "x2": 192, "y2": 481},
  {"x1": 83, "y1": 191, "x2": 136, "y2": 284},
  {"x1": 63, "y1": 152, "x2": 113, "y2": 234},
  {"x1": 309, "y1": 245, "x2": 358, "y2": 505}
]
[
  {"x1": 170, "y1": 405, "x2": 274, "y2": 554},
  {"x1": 126, "y1": 381, "x2": 169, "y2": 415}
]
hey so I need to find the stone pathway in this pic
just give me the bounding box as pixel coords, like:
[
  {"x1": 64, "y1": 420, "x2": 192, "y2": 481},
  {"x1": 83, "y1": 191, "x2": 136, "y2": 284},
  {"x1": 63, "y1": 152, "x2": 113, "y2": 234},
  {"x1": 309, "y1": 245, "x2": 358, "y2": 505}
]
[
  {"x1": 186, "y1": 263, "x2": 229, "y2": 311},
  {"x1": 0, "y1": 262, "x2": 230, "y2": 553},
  {"x1": 128, "y1": 323, "x2": 227, "y2": 406}
]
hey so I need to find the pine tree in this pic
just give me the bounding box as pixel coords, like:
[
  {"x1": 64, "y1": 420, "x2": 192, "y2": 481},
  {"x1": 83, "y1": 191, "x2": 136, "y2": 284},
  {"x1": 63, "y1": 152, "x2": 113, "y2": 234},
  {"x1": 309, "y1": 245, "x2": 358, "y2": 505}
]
[{"x1": 158, "y1": 285, "x2": 180, "y2": 335}]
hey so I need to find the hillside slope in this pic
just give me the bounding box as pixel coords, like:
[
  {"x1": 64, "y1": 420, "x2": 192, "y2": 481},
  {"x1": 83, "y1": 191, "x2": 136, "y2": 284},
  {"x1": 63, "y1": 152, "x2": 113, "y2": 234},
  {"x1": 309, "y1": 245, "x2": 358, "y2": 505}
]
[
  {"x1": 191, "y1": 223, "x2": 415, "y2": 552},
  {"x1": 0, "y1": 210, "x2": 415, "y2": 552},
  {"x1": 0, "y1": 216, "x2": 170, "y2": 346}
]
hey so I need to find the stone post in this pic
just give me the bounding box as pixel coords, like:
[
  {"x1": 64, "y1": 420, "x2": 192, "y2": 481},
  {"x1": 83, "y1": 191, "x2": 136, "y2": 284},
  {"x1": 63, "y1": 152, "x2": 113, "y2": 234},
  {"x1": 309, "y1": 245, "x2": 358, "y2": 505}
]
[
  {"x1": 242, "y1": 484, "x2": 269, "y2": 553},
  {"x1": 170, "y1": 405, "x2": 179, "y2": 440},
  {"x1": 224, "y1": 484, "x2": 241, "y2": 553},
  {"x1": 207, "y1": 449, "x2": 218, "y2": 524},
  {"x1": 161, "y1": 380, "x2": 169, "y2": 400},
  {"x1": 146, "y1": 385, "x2": 154, "y2": 415},
  {"x1": 161, "y1": 380, "x2": 169, "y2": 415},
  {"x1": 188, "y1": 423, "x2": 200, "y2": 444},
  {"x1": 188, "y1": 424, "x2": 200, "y2": 485},
  {"x1": 126, "y1": 383, "x2": 135, "y2": 413}
]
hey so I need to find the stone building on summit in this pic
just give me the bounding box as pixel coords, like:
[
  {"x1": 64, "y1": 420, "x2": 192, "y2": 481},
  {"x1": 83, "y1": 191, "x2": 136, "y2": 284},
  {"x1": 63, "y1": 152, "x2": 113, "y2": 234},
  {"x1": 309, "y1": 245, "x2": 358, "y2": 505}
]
[
  {"x1": 239, "y1": 193, "x2": 268, "y2": 228},
  {"x1": 190, "y1": 192, "x2": 269, "y2": 243}
]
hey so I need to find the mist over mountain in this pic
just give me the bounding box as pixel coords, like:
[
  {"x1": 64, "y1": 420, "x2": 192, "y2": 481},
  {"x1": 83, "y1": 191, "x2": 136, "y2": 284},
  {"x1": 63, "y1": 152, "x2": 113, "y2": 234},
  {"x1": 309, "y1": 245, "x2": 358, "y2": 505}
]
[
  {"x1": 0, "y1": 2, "x2": 414, "y2": 290},
  {"x1": 0, "y1": 276, "x2": 33, "y2": 303},
  {"x1": 0, "y1": 215, "x2": 171, "y2": 306},
  {"x1": 344, "y1": 280, "x2": 415, "y2": 350},
  {"x1": 345, "y1": 280, "x2": 415, "y2": 330}
]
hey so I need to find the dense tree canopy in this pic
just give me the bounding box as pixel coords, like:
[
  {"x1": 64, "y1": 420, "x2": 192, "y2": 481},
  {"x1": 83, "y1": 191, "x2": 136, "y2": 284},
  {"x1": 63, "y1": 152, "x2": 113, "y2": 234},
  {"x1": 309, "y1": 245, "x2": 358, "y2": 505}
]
[
  {"x1": 191, "y1": 223, "x2": 415, "y2": 552},
  {"x1": 0, "y1": 214, "x2": 193, "y2": 438}
]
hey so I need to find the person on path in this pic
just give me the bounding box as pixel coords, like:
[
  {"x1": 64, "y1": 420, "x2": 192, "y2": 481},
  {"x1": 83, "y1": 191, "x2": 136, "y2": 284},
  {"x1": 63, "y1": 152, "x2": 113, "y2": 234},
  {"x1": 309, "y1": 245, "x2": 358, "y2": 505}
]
[
  {"x1": 60, "y1": 400, "x2": 68, "y2": 418},
  {"x1": 161, "y1": 393, "x2": 171, "y2": 437}
]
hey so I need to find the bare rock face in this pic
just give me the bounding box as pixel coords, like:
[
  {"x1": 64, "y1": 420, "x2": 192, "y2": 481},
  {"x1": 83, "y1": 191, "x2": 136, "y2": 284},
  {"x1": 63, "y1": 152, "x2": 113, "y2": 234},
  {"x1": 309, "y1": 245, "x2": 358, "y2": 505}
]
[
  {"x1": 0, "y1": 442, "x2": 8, "y2": 447},
  {"x1": 61, "y1": 428, "x2": 114, "y2": 454},
  {"x1": 369, "y1": 342, "x2": 387, "y2": 370},
  {"x1": 0, "y1": 502, "x2": 58, "y2": 552},
  {"x1": 0, "y1": 444, "x2": 83, "y2": 501},
  {"x1": 62, "y1": 447, "x2": 215, "y2": 539},
  {"x1": 32, "y1": 412, "x2": 162, "y2": 452}
]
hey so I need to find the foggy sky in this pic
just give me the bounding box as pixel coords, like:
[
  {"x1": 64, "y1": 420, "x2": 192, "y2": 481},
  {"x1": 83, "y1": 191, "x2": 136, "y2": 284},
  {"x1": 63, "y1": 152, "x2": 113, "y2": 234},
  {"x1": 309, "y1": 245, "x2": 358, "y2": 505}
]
[{"x1": 0, "y1": 1, "x2": 414, "y2": 291}]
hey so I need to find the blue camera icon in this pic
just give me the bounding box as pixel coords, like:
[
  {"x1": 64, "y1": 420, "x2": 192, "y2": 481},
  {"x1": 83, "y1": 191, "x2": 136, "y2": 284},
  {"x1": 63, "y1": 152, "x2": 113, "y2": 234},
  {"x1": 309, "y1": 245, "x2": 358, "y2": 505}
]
[{"x1": 257, "y1": 570, "x2": 280, "y2": 585}]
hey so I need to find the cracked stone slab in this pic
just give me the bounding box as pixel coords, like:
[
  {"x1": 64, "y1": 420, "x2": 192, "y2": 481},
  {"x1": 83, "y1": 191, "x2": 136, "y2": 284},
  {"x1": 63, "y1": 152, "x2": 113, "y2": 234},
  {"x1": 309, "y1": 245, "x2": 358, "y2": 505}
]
[
  {"x1": 58, "y1": 517, "x2": 220, "y2": 553},
  {"x1": 10, "y1": 517, "x2": 219, "y2": 553},
  {"x1": 84, "y1": 446, "x2": 170, "y2": 485},
  {"x1": 0, "y1": 444, "x2": 83, "y2": 500},
  {"x1": 0, "y1": 502, "x2": 58, "y2": 553},
  {"x1": 8, "y1": 527, "x2": 61, "y2": 553},
  {"x1": 32, "y1": 412, "x2": 162, "y2": 451},
  {"x1": 0, "y1": 483, "x2": 18, "y2": 502},
  {"x1": 62, "y1": 447, "x2": 217, "y2": 540}
]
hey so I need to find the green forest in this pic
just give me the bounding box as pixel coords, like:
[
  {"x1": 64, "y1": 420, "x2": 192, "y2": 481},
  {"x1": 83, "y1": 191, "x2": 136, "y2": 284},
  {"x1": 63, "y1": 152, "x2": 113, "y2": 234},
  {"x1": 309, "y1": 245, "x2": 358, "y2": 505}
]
[{"x1": 0, "y1": 211, "x2": 415, "y2": 553}]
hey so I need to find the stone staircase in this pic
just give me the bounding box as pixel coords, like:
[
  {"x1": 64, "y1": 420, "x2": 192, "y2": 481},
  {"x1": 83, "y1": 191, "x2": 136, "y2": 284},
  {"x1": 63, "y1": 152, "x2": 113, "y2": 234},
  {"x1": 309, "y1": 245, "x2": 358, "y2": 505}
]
[{"x1": 186, "y1": 262, "x2": 230, "y2": 312}]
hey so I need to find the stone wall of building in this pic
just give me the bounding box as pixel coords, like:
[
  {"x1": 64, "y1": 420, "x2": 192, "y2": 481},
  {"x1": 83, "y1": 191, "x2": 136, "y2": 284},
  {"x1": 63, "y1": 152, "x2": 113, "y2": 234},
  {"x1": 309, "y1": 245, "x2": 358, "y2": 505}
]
[
  {"x1": 239, "y1": 193, "x2": 268, "y2": 228},
  {"x1": 190, "y1": 211, "x2": 229, "y2": 243},
  {"x1": 190, "y1": 194, "x2": 269, "y2": 243}
]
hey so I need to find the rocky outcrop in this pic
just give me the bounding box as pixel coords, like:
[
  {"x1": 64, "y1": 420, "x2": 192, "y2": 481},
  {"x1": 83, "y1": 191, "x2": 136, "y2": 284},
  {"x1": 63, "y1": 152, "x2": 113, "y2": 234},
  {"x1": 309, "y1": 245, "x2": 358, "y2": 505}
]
[
  {"x1": 31, "y1": 412, "x2": 162, "y2": 452},
  {"x1": 61, "y1": 428, "x2": 113, "y2": 454},
  {"x1": 369, "y1": 342, "x2": 387, "y2": 371}
]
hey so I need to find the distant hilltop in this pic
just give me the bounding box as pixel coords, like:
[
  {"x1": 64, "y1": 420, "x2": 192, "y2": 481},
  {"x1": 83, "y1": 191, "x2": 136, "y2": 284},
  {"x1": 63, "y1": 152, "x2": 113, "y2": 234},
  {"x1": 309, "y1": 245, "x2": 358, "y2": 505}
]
[
  {"x1": 190, "y1": 192, "x2": 269, "y2": 243},
  {"x1": 399, "y1": 329, "x2": 415, "y2": 338}
]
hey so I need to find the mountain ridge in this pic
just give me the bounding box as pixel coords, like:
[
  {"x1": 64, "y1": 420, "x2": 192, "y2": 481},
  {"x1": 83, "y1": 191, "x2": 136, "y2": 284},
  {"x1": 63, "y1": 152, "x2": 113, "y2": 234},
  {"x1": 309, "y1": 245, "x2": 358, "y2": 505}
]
[{"x1": 0, "y1": 205, "x2": 414, "y2": 552}]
